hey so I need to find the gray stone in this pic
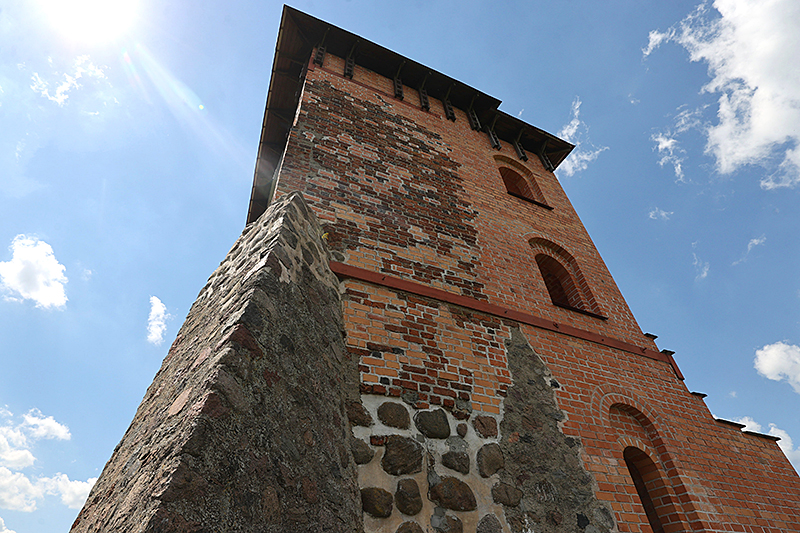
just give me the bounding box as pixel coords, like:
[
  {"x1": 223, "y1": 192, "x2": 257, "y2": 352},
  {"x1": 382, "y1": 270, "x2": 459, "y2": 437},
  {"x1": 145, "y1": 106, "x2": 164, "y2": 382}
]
[
  {"x1": 577, "y1": 513, "x2": 590, "y2": 528},
  {"x1": 456, "y1": 423, "x2": 467, "y2": 438},
  {"x1": 396, "y1": 521, "x2": 424, "y2": 533},
  {"x1": 346, "y1": 400, "x2": 373, "y2": 427},
  {"x1": 361, "y1": 487, "x2": 393, "y2": 518},
  {"x1": 378, "y1": 402, "x2": 411, "y2": 429},
  {"x1": 395, "y1": 478, "x2": 422, "y2": 515},
  {"x1": 431, "y1": 514, "x2": 463, "y2": 533},
  {"x1": 441, "y1": 451, "x2": 469, "y2": 475},
  {"x1": 382, "y1": 435, "x2": 423, "y2": 475},
  {"x1": 351, "y1": 437, "x2": 375, "y2": 465},
  {"x1": 445, "y1": 436, "x2": 468, "y2": 453},
  {"x1": 477, "y1": 514, "x2": 503, "y2": 533},
  {"x1": 429, "y1": 476, "x2": 477, "y2": 511},
  {"x1": 414, "y1": 409, "x2": 450, "y2": 439},
  {"x1": 477, "y1": 443, "x2": 504, "y2": 477},
  {"x1": 452, "y1": 399, "x2": 472, "y2": 420},
  {"x1": 473, "y1": 415, "x2": 498, "y2": 438},
  {"x1": 593, "y1": 507, "x2": 615, "y2": 529},
  {"x1": 492, "y1": 482, "x2": 523, "y2": 506}
]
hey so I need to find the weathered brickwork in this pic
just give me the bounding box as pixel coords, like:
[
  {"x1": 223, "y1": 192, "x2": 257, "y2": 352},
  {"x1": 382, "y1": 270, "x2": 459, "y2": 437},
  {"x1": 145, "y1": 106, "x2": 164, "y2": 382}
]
[
  {"x1": 273, "y1": 44, "x2": 800, "y2": 533},
  {"x1": 277, "y1": 54, "x2": 653, "y2": 348},
  {"x1": 343, "y1": 281, "x2": 512, "y2": 415}
]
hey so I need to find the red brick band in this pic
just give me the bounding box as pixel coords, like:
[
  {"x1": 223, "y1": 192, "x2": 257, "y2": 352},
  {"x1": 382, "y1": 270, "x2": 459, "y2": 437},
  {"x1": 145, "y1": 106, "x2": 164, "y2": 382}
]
[{"x1": 330, "y1": 261, "x2": 685, "y2": 380}]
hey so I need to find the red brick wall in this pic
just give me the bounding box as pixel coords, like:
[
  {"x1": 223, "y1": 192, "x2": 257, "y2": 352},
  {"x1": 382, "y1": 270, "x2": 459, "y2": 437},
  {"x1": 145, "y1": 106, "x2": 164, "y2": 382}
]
[{"x1": 274, "y1": 50, "x2": 800, "y2": 532}]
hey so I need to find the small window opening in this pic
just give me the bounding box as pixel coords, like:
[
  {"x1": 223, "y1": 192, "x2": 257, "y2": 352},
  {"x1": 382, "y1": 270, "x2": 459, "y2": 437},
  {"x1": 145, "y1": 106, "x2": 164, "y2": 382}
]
[
  {"x1": 499, "y1": 167, "x2": 549, "y2": 208},
  {"x1": 536, "y1": 254, "x2": 583, "y2": 310},
  {"x1": 623, "y1": 447, "x2": 666, "y2": 533}
]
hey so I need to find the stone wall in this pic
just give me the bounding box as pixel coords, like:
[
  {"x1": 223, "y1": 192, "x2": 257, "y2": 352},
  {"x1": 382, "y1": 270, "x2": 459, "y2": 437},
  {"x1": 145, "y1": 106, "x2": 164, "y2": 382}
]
[
  {"x1": 346, "y1": 327, "x2": 615, "y2": 533},
  {"x1": 70, "y1": 193, "x2": 363, "y2": 533}
]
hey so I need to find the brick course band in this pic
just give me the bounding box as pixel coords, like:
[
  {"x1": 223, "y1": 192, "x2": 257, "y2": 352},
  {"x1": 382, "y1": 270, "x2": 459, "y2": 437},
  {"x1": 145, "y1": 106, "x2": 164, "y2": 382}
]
[{"x1": 330, "y1": 261, "x2": 685, "y2": 380}]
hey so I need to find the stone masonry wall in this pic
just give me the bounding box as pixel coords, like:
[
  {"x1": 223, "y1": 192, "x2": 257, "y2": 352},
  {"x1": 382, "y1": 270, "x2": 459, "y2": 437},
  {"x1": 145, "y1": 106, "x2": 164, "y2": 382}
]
[{"x1": 70, "y1": 193, "x2": 363, "y2": 533}]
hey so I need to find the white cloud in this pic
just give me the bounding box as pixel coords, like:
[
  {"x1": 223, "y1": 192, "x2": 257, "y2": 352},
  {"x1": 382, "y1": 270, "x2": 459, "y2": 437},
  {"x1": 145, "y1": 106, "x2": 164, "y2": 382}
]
[
  {"x1": 732, "y1": 416, "x2": 800, "y2": 470},
  {"x1": 755, "y1": 341, "x2": 800, "y2": 393},
  {"x1": 21, "y1": 410, "x2": 70, "y2": 441},
  {"x1": 0, "y1": 409, "x2": 93, "y2": 512},
  {"x1": 732, "y1": 235, "x2": 766, "y2": 265},
  {"x1": 30, "y1": 56, "x2": 106, "y2": 107},
  {"x1": 692, "y1": 252, "x2": 709, "y2": 280},
  {"x1": 651, "y1": 107, "x2": 705, "y2": 182},
  {"x1": 648, "y1": 207, "x2": 673, "y2": 220},
  {"x1": 0, "y1": 235, "x2": 67, "y2": 309},
  {"x1": 556, "y1": 97, "x2": 608, "y2": 177},
  {"x1": 645, "y1": 0, "x2": 800, "y2": 188},
  {"x1": 642, "y1": 28, "x2": 675, "y2": 57},
  {"x1": 0, "y1": 467, "x2": 42, "y2": 512},
  {"x1": 41, "y1": 474, "x2": 97, "y2": 509},
  {"x1": 0, "y1": 516, "x2": 18, "y2": 533},
  {"x1": 147, "y1": 295, "x2": 170, "y2": 345},
  {"x1": 728, "y1": 390, "x2": 737, "y2": 398}
]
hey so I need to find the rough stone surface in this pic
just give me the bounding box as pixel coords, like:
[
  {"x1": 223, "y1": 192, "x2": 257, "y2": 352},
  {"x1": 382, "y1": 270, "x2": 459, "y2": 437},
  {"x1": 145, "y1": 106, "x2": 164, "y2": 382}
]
[
  {"x1": 378, "y1": 402, "x2": 411, "y2": 429},
  {"x1": 361, "y1": 487, "x2": 393, "y2": 518},
  {"x1": 441, "y1": 451, "x2": 470, "y2": 475},
  {"x1": 396, "y1": 521, "x2": 424, "y2": 533},
  {"x1": 496, "y1": 328, "x2": 615, "y2": 533},
  {"x1": 456, "y1": 423, "x2": 467, "y2": 438},
  {"x1": 381, "y1": 435, "x2": 423, "y2": 475},
  {"x1": 473, "y1": 416, "x2": 498, "y2": 438},
  {"x1": 431, "y1": 514, "x2": 463, "y2": 533},
  {"x1": 428, "y1": 477, "x2": 477, "y2": 511},
  {"x1": 477, "y1": 514, "x2": 503, "y2": 533},
  {"x1": 351, "y1": 437, "x2": 375, "y2": 465},
  {"x1": 491, "y1": 482, "x2": 523, "y2": 506},
  {"x1": 70, "y1": 194, "x2": 363, "y2": 533},
  {"x1": 414, "y1": 409, "x2": 450, "y2": 439},
  {"x1": 346, "y1": 400, "x2": 373, "y2": 427},
  {"x1": 394, "y1": 478, "x2": 422, "y2": 515},
  {"x1": 477, "y1": 443, "x2": 504, "y2": 477},
  {"x1": 452, "y1": 399, "x2": 472, "y2": 421}
]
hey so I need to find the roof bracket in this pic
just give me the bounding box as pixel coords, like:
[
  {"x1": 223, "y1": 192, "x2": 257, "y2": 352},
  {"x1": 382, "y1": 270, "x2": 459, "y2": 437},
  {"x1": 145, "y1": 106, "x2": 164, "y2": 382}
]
[
  {"x1": 513, "y1": 129, "x2": 528, "y2": 161},
  {"x1": 487, "y1": 114, "x2": 501, "y2": 149},
  {"x1": 313, "y1": 27, "x2": 330, "y2": 66},
  {"x1": 418, "y1": 72, "x2": 430, "y2": 111},
  {"x1": 393, "y1": 61, "x2": 406, "y2": 100},
  {"x1": 443, "y1": 85, "x2": 456, "y2": 121},
  {"x1": 467, "y1": 95, "x2": 481, "y2": 131},
  {"x1": 538, "y1": 140, "x2": 555, "y2": 171},
  {"x1": 344, "y1": 40, "x2": 359, "y2": 79}
]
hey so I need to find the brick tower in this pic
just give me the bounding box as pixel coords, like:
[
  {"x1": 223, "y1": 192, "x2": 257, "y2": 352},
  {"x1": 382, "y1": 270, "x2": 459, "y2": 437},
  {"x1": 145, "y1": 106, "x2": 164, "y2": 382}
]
[{"x1": 72, "y1": 6, "x2": 800, "y2": 533}]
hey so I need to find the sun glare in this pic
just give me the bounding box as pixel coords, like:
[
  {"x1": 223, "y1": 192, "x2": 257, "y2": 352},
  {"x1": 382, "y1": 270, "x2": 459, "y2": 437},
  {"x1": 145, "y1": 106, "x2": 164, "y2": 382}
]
[{"x1": 40, "y1": 0, "x2": 139, "y2": 45}]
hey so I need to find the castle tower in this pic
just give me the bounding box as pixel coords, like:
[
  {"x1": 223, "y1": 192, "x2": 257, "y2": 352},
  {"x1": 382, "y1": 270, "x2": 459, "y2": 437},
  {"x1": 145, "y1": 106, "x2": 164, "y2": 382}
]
[{"x1": 72, "y1": 7, "x2": 800, "y2": 533}]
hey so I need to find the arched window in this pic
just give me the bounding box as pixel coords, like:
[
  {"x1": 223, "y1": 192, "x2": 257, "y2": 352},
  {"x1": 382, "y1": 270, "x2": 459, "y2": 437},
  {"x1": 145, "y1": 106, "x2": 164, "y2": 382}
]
[
  {"x1": 529, "y1": 238, "x2": 603, "y2": 318},
  {"x1": 494, "y1": 156, "x2": 550, "y2": 208},
  {"x1": 536, "y1": 254, "x2": 582, "y2": 309},
  {"x1": 623, "y1": 447, "x2": 667, "y2": 533}
]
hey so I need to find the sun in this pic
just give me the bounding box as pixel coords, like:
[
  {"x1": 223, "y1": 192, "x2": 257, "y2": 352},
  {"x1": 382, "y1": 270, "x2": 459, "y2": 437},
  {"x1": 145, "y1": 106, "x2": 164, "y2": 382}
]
[{"x1": 39, "y1": 0, "x2": 140, "y2": 45}]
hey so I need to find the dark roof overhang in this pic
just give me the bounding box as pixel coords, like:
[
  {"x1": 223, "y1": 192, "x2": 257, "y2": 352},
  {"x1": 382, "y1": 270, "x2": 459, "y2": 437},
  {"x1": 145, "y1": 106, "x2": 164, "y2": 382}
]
[{"x1": 247, "y1": 5, "x2": 574, "y2": 224}]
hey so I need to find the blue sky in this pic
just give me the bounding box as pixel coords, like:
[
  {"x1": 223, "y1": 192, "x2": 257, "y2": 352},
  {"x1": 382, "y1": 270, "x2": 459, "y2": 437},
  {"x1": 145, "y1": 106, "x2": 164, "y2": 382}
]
[{"x1": 1, "y1": 1, "x2": 799, "y2": 531}]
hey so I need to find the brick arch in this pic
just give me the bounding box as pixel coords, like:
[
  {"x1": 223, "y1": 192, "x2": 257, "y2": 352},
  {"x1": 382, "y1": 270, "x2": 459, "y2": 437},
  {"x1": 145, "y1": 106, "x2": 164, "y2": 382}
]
[
  {"x1": 528, "y1": 238, "x2": 600, "y2": 314},
  {"x1": 622, "y1": 444, "x2": 688, "y2": 533},
  {"x1": 493, "y1": 155, "x2": 546, "y2": 205},
  {"x1": 587, "y1": 386, "x2": 701, "y2": 532}
]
